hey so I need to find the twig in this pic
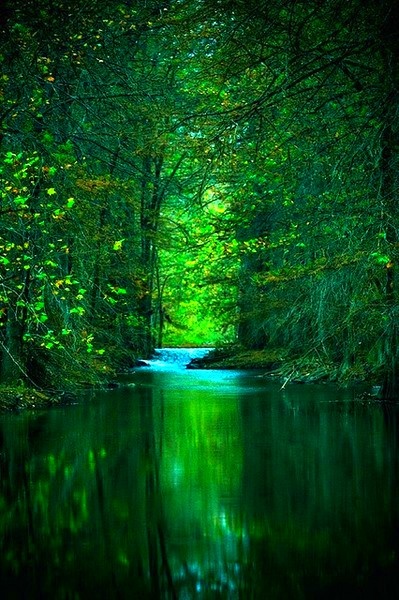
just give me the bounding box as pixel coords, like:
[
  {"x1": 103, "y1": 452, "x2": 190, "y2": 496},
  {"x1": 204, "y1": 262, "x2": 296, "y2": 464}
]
[{"x1": 280, "y1": 369, "x2": 296, "y2": 390}]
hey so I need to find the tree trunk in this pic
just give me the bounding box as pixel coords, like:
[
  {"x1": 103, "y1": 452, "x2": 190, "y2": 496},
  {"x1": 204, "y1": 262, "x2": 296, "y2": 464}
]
[{"x1": 1, "y1": 310, "x2": 25, "y2": 383}]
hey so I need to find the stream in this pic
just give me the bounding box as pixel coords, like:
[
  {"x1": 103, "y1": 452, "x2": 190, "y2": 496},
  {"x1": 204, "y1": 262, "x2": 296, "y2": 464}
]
[{"x1": 1, "y1": 348, "x2": 399, "y2": 598}]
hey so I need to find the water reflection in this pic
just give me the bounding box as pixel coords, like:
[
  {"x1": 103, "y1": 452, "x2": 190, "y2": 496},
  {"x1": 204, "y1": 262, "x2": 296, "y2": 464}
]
[{"x1": 0, "y1": 367, "x2": 399, "y2": 598}]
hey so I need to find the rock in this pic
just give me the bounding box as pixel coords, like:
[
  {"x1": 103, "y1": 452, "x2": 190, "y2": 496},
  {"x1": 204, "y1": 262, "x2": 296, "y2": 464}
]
[{"x1": 134, "y1": 359, "x2": 150, "y2": 367}]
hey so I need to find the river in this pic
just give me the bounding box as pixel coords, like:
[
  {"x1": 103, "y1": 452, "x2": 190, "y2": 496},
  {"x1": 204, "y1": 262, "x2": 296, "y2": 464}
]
[{"x1": 0, "y1": 348, "x2": 399, "y2": 599}]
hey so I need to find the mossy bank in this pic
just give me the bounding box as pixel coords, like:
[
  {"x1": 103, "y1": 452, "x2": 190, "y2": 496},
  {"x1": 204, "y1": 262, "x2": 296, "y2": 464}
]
[
  {"x1": 187, "y1": 346, "x2": 378, "y2": 387},
  {"x1": 0, "y1": 386, "x2": 65, "y2": 413}
]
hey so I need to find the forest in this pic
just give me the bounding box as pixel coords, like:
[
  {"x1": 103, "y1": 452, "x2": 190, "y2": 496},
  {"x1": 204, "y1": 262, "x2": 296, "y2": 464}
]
[{"x1": 1, "y1": 0, "x2": 399, "y2": 400}]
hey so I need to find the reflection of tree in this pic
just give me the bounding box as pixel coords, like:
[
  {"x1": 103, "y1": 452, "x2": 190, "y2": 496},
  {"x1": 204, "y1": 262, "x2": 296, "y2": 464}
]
[
  {"x1": 139, "y1": 387, "x2": 177, "y2": 599},
  {"x1": 159, "y1": 388, "x2": 245, "y2": 596},
  {"x1": 1, "y1": 380, "x2": 399, "y2": 597},
  {"x1": 240, "y1": 389, "x2": 399, "y2": 597},
  {"x1": 0, "y1": 396, "x2": 149, "y2": 596},
  {"x1": 0, "y1": 384, "x2": 182, "y2": 597}
]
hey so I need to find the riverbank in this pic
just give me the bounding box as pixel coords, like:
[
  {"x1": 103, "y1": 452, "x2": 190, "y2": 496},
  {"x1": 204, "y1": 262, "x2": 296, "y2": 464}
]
[
  {"x1": 187, "y1": 346, "x2": 377, "y2": 386},
  {"x1": 187, "y1": 347, "x2": 285, "y2": 371},
  {"x1": 0, "y1": 386, "x2": 66, "y2": 413},
  {"x1": 0, "y1": 356, "x2": 120, "y2": 412},
  {"x1": 0, "y1": 346, "x2": 379, "y2": 413}
]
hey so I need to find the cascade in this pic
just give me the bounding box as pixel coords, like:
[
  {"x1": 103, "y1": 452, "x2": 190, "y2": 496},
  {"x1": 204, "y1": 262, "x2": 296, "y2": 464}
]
[{"x1": 144, "y1": 347, "x2": 212, "y2": 370}]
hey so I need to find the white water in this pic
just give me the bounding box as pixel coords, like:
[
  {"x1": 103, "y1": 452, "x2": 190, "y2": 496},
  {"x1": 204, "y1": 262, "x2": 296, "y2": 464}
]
[{"x1": 144, "y1": 347, "x2": 213, "y2": 370}]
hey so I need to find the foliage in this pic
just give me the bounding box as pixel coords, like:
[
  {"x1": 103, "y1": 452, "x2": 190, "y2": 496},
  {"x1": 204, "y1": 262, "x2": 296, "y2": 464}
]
[{"x1": 1, "y1": 0, "x2": 399, "y2": 395}]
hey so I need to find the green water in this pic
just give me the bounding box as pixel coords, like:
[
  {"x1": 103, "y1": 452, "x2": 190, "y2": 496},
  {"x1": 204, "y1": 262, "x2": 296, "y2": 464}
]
[{"x1": 1, "y1": 353, "x2": 398, "y2": 598}]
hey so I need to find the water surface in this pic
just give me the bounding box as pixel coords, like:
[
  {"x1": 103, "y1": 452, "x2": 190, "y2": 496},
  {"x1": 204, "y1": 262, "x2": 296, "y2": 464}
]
[{"x1": 0, "y1": 348, "x2": 398, "y2": 598}]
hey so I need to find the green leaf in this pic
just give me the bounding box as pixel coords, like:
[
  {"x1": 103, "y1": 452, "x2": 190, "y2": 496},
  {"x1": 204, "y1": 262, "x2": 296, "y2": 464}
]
[
  {"x1": 113, "y1": 239, "x2": 125, "y2": 251},
  {"x1": 14, "y1": 196, "x2": 28, "y2": 206},
  {"x1": 42, "y1": 132, "x2": 54, "y2": 143},
  {"x1": 44, "y1": 260, "x2": 58, "y2": 268},
  {"x1": 371, "y1": 252, "x2": 390, "y2": 264},
  {"x1": 47, "y1": 187, "x2": 57, "y2": 196},
  {"x1": 70, "y1": 307, "x2": 85, "y2": 315},
  {"x1": 66, "y1": 198, "x2": 75, "y2": 209}
]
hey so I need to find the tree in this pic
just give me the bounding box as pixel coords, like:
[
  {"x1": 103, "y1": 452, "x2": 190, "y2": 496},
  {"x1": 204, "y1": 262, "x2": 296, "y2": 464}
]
[
  {"x1": 0, "y1": 0, "x2": 195, "y2": 386},
  {"x1": 376, "y1": 0, "x2": 399, "y2": 397},
  {"x1": 2, "y1": 0, "x2": 399, "y2": 394},
  {"x1": 180, "y1": 0, "x2": 399, "y2": 390}
]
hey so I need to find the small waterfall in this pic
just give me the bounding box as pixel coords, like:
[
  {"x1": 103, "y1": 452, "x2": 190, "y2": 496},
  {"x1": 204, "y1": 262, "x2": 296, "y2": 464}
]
[{"x1": 144, "y1": 347, "x2": 212, "y2": 370}]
